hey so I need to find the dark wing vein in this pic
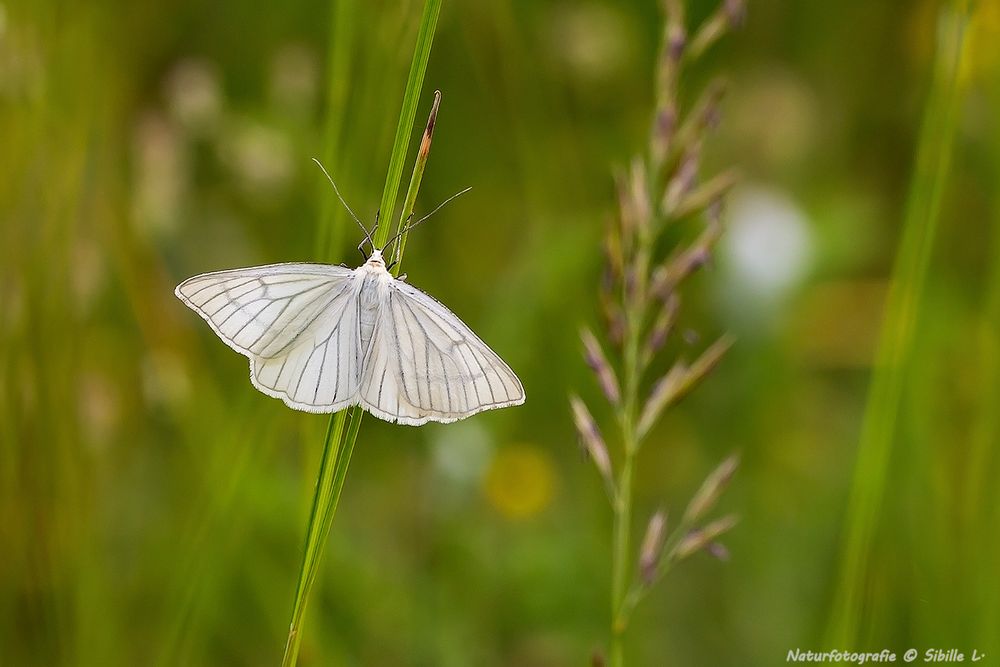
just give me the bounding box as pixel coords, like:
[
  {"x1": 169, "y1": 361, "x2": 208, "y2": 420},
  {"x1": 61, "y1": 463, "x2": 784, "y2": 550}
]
[
  {"x1": 255, "y1": 281, "x2": 354, "y2": 357},
  {"x1": 399, "y1": 296, "x2": 498, "y2": 404}
]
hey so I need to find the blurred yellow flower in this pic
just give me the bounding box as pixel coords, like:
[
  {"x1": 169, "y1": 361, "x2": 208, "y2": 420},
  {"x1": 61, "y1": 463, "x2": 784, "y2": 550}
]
[
  {"x1": 483, "y1": 444, "x2": 557, "y2": 520},
  {"x1": 911, "y1": 0, "x2": 1000, "y2": 85},
  {"x1": 966, "y1": 0, "x2": 1000, "y2": 80}
]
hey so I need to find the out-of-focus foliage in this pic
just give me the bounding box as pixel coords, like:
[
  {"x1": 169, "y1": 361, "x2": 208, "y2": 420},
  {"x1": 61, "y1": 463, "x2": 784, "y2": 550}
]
[{"x1": 1, "y1": 0, "x2": 997, "y2": 665}]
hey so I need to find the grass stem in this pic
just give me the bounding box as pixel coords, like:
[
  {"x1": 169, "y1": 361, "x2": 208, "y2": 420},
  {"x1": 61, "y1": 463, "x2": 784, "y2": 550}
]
[
  {"x1": 279, "y1": 1, "x2": 443, "y2": 663},
  {"x1": 610, "y1": 245, "x2": 646, "y2": 666},
  {"x1": 824, "y1": 0, "x2": 970, "y2": 646},
  {"x1": 610, "y1": 448, "x2": 635, "y2": 667},
  {"x1": 580, "y1": 3, "x2": 741, "y2": 663},
  {"x1": 280, "y1": 413, "x2": 346, "y2": 667}
]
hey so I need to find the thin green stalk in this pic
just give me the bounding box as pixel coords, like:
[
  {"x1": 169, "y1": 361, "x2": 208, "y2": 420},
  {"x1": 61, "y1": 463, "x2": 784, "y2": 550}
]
[
  {"x1": 610, "y1": 274, "x2": 646, "y2": 667},
  {"x1": 393, "y1": 90, "x2": 442, "y2": 269},
  {"x1": 616, "y1": 511, "x2": 697, "y2": 627},
  {"x1": 825, "y1": 0, "x2": 969, "y2": 646},
  {"x1": 971, "y1": 64, "x2": 1000, "y2": 662},
  {"x1": 376, "y1": 0, "x2": 442, "y2": 239},
  {"x1": 609, "y1": 449, "x2": 635, "y2": 667},
  {"x1": 280, "y1": 1, "x2": 443, "y2": 664},
  {"x1": 281, "y1": 413, "x2": 347, "y2": 667},
  {"x1": 594, "y1": 2, "x2": 741, "y2": 660}
]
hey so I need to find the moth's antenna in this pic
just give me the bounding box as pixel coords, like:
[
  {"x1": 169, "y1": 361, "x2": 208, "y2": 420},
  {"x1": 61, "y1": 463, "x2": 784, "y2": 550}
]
[
  {"x1": 382, "y1": 187, "x2": 472, "y2": 255},
  {"x1": 312, "y1": 158, "x2": 374, "y2": 252}
]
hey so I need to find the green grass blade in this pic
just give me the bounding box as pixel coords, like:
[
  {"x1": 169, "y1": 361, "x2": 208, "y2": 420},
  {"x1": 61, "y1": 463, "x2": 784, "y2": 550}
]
[
  {"x1": 375, "y1": 0, "x2": 442, "y2": 244},
  {"x1": 280, "y1": 412, "x2": 347, "y2": 667},
  {"x1": 280, "y1": 1, "x2": 443, "y2": 664},
  {"x1": 392, "y1": 90, "x2": 442, "y2": 270},
  {"x1": 824, "y1": 0, "x2": 971, "y2": 646},
  {"x1": 970, "y1": 55, "x2": 1000, "y2": 659}
]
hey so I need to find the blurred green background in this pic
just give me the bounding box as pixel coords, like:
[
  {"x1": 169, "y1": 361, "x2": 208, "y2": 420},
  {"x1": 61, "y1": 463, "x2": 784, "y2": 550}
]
[{"x1": 2, "y1": 0, "x2": 999, "y2": 665}]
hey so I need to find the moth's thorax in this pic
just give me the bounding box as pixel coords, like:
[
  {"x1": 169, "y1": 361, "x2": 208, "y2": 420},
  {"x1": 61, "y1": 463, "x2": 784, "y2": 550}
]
[{"x1": 361, "y1": 249, "x2": 388, "y2": 275}]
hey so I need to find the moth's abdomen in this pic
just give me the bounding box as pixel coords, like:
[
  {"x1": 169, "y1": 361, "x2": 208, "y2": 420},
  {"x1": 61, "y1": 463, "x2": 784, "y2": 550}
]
[{"x1": 358, "y1": 274, "x2": 382, "y2": 357}]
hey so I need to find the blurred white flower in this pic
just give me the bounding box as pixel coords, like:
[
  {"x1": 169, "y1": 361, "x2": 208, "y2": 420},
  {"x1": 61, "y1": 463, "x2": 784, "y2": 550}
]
[
  {"x1": 71, "y1": 240, "x2": 106, "y2": 314},
  {"x1": 142, "y1": 349, "x2": 191, "y2": 410},
  {"x1": 132, "y1": 112, "x2": 186, "y2": 238},
  {"x1": 164, "y1": 58, "x2": 222, "y2": 133},
  {"x1": 0, "y1": 8, "x2": 44, "y2": 102},
  {"x1": 720, "y1": 185, "x2": 813, "y2": 309},
  {"x1": 269, "y1": 43, "x2": 317, "y2": 114},
  {"x1": 725, "y1": 70, "x2": 819, "y2": 171},
  {"x1": 547, "y1": 2, "x2": 635, "y2": 84},
  {"x1": 221, "y1": 120, "x2": 294, "y2": 196},
  {"x1": 79, "y1": 371, "x2": 120, "y2": 452},
  {"x1": 1, "y1": 275, "x2": 24, "y2": 334},
  {"x1": 430, "y1": 420, "x2": 494, "y2": 485}
]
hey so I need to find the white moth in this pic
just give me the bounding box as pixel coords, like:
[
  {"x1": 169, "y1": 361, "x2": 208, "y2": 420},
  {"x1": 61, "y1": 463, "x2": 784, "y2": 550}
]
[{"x1": 174, "y1": 248, "x2": 525, "y2": 426}]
